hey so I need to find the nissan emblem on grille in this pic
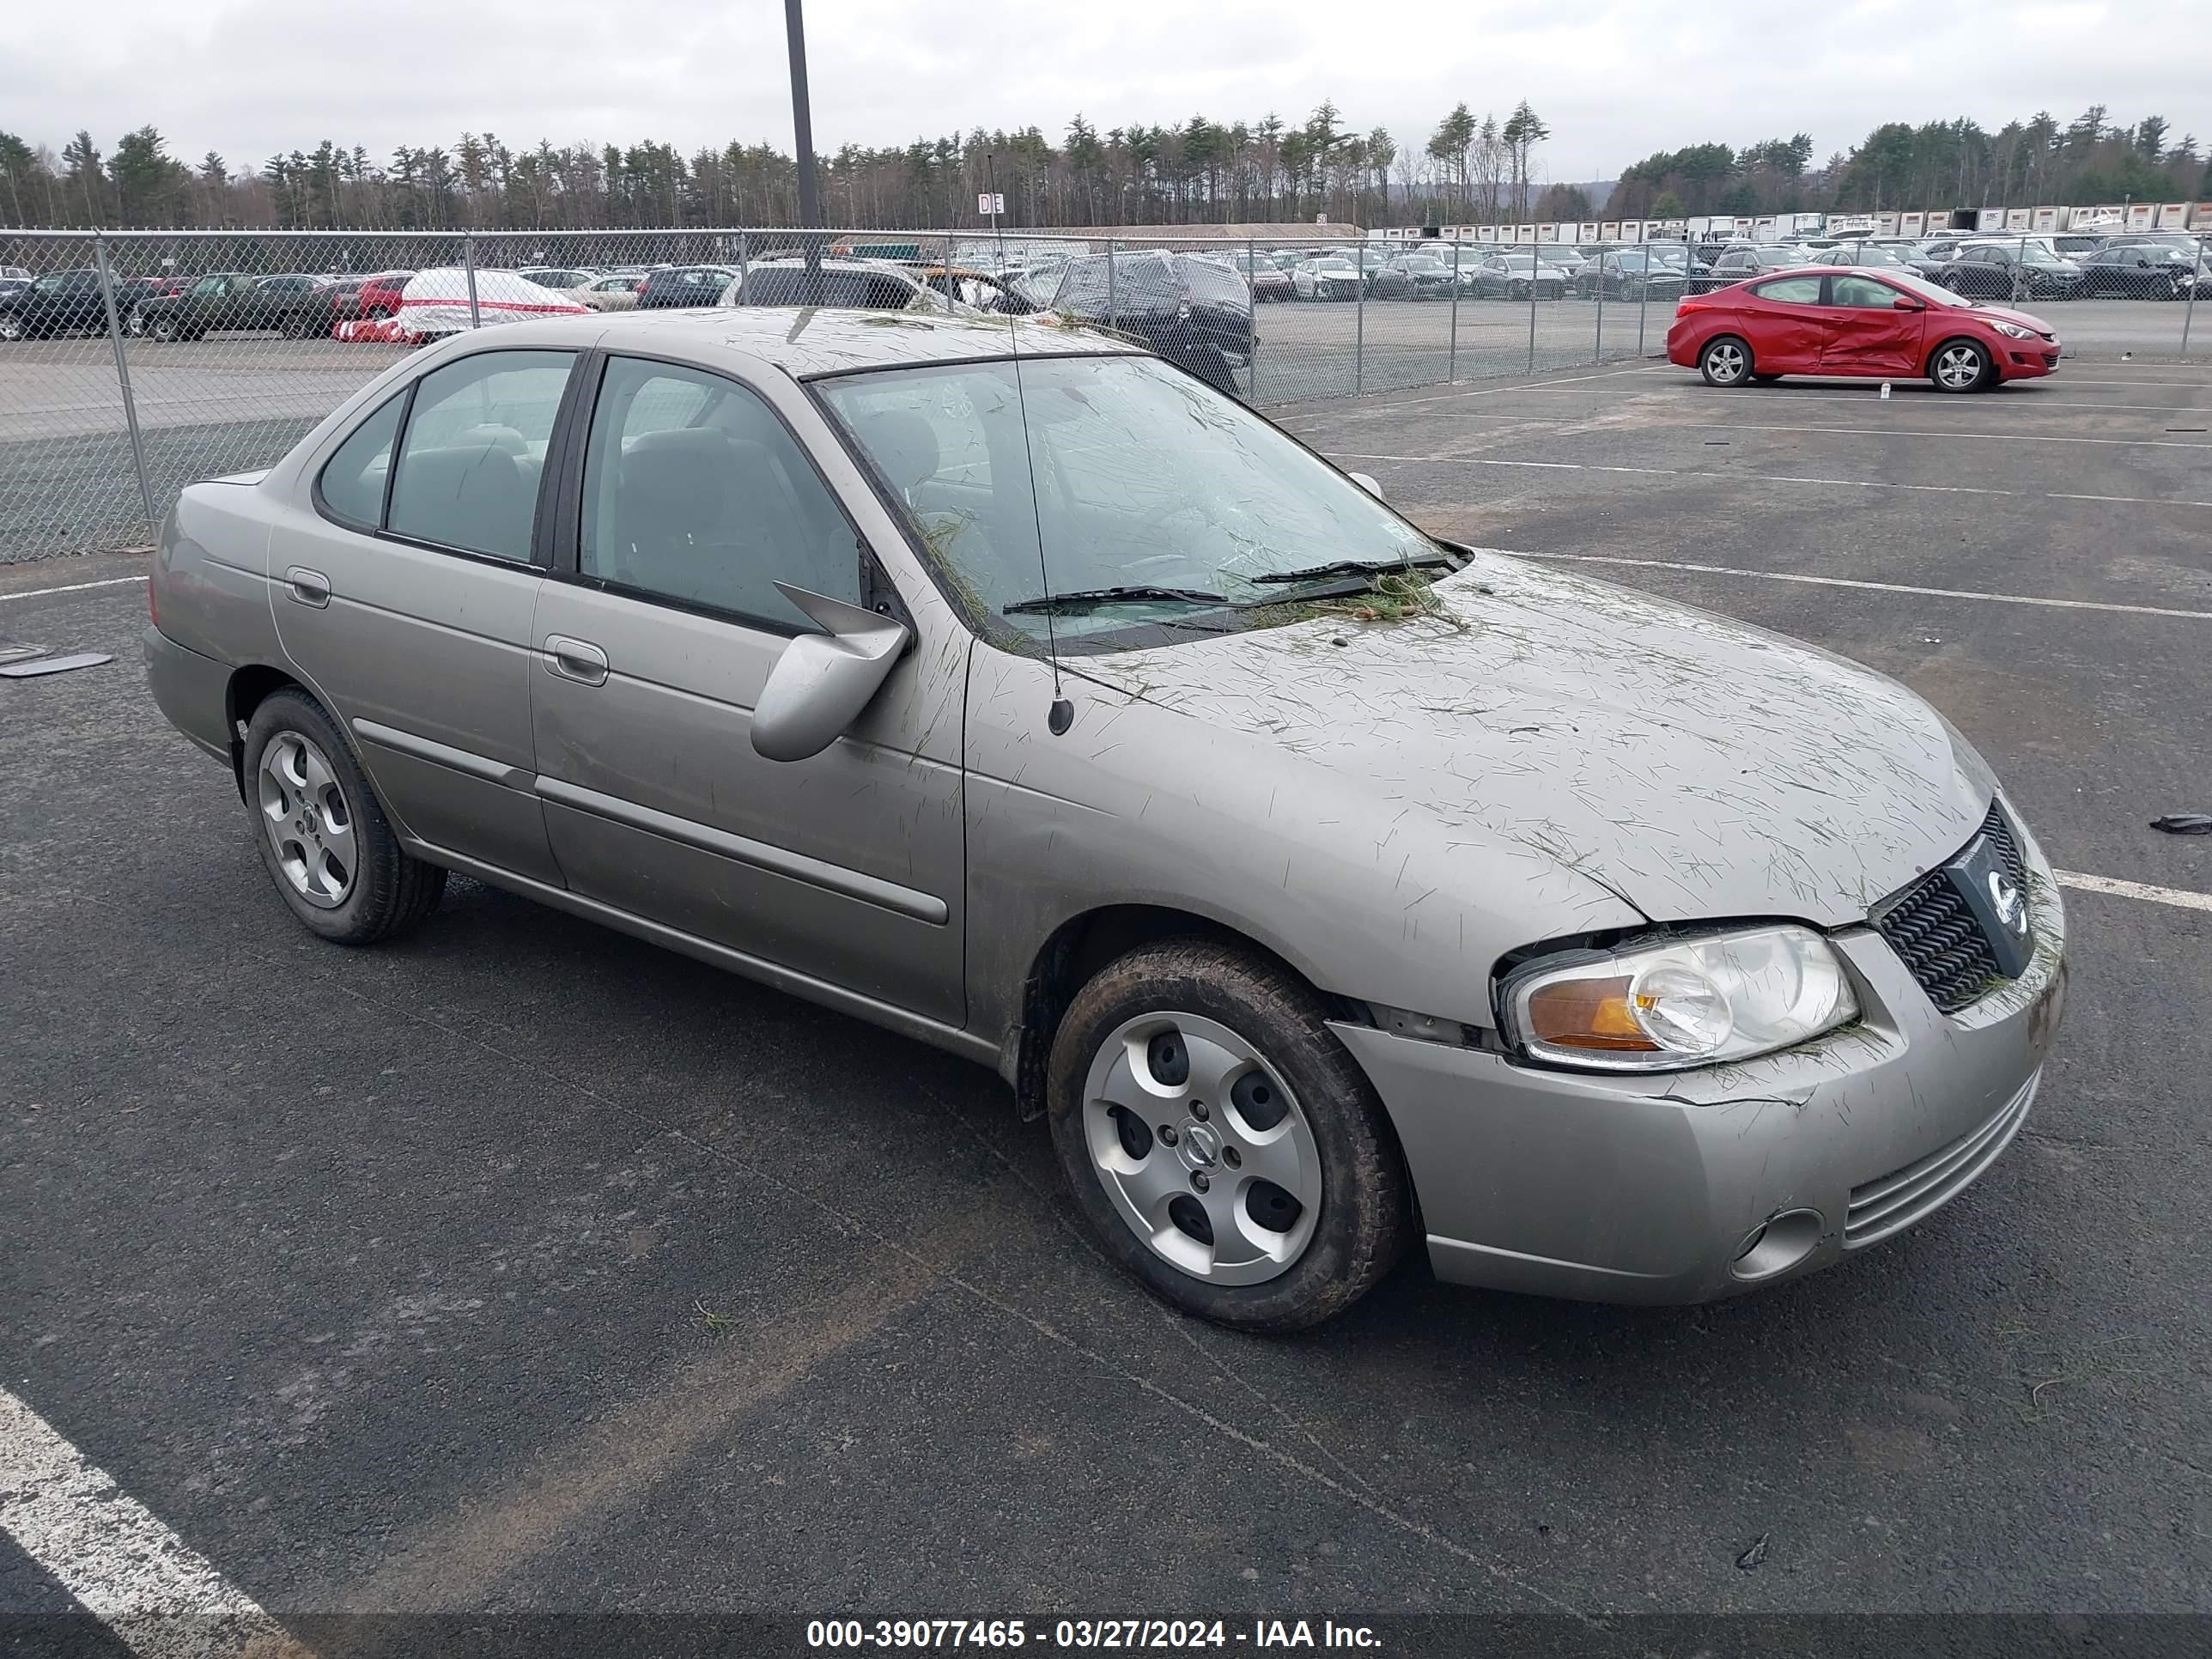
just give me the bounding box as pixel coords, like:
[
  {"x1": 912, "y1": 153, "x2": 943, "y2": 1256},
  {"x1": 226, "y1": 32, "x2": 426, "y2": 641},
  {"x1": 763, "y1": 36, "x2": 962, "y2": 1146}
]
[{"x1": 1874, "y1": 803, "x2": 2034, "y2": 1012}]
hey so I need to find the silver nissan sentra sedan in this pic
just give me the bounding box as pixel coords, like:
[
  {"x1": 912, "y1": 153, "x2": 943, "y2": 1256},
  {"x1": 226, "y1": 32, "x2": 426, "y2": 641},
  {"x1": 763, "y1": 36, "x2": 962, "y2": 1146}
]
[{"x1": 145, "y1": 309, "x2": 2065, "y2": 1331}]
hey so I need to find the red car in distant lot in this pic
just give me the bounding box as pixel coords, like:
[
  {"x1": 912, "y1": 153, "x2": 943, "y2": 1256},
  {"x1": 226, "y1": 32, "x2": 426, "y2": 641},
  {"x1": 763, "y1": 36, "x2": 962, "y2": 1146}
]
[
  {"x1": 342, "y1": 270, "x2": 415, "y2": 320},
  {"x1": 1668, "y1": 266, "x2": 2060, "y2": 393}
]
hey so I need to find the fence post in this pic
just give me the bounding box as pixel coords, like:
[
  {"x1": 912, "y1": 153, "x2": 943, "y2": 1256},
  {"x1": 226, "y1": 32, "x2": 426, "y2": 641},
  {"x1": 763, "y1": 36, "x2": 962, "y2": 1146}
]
[
  {"x1": 1106, "y1": 239, "x2": 1117, "y2": 335},
  {"x1": 1593, "y1": 245, "x2": 1605, "y2": 368},
  {"x1": 1527, "y1": 238, "x2": 1540, "y2": 373},
  {"x1": 1247, "y1": 234, "x2": 1260, "y2": 403},
  {"x1": 463, "y1": 234, "x2": 482, "y2": 328},
  {"x1": 92, "y1": 232, "x2": 160, "y2": 546},
  {"x1": 2183, "y1": 253, "x2": 2199, "y2": 358},
  {"x1": 1636, "y1": 223, "x2": 1650, "y2": 357},
  {"x1": 738, "y1": 230, "x2": 750, "y2": 306},
  {"x1": 1354, "y1": 242, "x2": 1366, "y2": 396},
  {"x1": 1447, "y1": 240, "x2": 1460, "y2": 383}
]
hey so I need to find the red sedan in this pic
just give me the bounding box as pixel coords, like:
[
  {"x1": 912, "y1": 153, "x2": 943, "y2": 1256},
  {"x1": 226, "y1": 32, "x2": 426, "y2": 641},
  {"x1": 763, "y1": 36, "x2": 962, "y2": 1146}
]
[{"x1": 1668, "y1": 267, "x2": 2061, "y2": 392}]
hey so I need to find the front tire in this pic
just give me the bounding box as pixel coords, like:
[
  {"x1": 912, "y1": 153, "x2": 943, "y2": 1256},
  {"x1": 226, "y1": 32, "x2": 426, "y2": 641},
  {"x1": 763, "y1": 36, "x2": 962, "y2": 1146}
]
[
  {"x1": 1929, "y1": 337, "x2": 1991, "y2": 393},
  {"x1": 242, "y1": 690, "x2": 446, "y2": 945},
  {"x1": 1699, "y1": 334, "x2": 1753, "y2": 386},
  {"x1": 1047, "y1": 939, "x2": 1410, "y2": 1332},
  {"x1": 150, "y1": 314, "x2": 179, "y2": 343}
]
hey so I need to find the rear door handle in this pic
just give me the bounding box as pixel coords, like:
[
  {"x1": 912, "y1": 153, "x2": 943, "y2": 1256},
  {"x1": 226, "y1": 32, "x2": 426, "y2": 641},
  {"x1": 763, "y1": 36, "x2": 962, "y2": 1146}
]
[
  {"x1": 283, "y1": 566, "x2": 331, "y2": 607},
  {"x1": 544, "y1": 635, "x2": 610, "y2": 687}
]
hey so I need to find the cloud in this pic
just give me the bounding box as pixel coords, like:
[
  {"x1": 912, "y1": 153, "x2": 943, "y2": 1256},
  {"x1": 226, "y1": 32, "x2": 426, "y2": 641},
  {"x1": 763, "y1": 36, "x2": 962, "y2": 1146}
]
[{"x1": 3, "y1": 0, "x2": 2202, "y2": 184}]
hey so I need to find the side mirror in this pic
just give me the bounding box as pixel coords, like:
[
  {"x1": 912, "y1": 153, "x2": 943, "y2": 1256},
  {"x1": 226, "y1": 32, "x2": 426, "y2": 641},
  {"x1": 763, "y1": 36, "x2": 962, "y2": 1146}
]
[
  {"x1": 750, "y1": 584, "x2": 911, "y2": 763},
  {"x1": 1893, "y1": 296, "x2": 1924, "y2": 311},
  {"x1": 1347, "y1": 471, "x2": 1385, "y2": 501}
]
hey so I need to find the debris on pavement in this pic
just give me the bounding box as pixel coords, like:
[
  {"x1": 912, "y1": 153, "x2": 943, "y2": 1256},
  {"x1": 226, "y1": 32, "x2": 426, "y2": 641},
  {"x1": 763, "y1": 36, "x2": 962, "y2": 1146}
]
[
  {"x1": 2149, "y1": 813, "x2": 2212, "y2": 835},
  {"x1": 0, "y1": 651, "x2": 112, "y2": 678}
]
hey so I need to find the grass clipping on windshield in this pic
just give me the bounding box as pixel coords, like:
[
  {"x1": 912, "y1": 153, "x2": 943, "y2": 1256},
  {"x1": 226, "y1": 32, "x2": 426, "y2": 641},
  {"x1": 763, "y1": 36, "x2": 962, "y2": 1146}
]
[{"x1": 1252, "y1": 568, "x2": 1463, "y2": 630}]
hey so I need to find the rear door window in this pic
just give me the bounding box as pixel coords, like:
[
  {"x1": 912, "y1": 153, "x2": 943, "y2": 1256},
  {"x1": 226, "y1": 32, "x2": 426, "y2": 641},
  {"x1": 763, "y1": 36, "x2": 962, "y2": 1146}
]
[
  {"x1": 1750, "y1": 276, "x2": 1825, "y2": 305},
  {"x1": 386, "y1": 349, "x2": 576, "y2": 562}
]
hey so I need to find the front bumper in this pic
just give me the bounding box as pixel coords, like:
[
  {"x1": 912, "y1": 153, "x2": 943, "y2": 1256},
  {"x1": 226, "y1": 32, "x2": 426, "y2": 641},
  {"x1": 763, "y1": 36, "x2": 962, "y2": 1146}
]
[{"x1": 1334, "y1": 823, "x2": 2067, "y2": 1304}]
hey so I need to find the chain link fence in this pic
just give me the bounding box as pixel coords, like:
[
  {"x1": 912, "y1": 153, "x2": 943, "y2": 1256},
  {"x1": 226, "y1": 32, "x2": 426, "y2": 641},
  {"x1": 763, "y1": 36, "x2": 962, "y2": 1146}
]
[{"x1": 3, "y1": 223, "x2": 2202, "y2": 562}]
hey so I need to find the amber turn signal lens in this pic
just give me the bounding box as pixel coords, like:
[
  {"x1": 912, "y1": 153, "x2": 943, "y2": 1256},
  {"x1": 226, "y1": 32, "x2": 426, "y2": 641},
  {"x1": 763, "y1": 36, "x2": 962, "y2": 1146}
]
[{"x1": 1522, "y1": 975, "x2": 1661, "y2": 1052}]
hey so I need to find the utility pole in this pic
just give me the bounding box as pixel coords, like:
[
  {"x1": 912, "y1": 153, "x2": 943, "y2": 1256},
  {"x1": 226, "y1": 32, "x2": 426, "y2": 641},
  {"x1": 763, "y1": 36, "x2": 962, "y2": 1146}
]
[{"x1": 785, "y1": 0, "x2": 823, "y2": 270}]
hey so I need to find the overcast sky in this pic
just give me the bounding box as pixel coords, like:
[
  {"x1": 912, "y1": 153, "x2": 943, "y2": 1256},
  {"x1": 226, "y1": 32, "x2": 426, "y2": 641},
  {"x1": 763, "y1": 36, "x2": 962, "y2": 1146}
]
[{"x1": 7, "y1": 0, "x2": 2204, "y2": 183}]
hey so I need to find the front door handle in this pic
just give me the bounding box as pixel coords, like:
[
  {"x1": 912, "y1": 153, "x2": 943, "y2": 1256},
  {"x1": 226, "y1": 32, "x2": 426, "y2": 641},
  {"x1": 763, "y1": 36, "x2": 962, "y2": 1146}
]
[
  {"x1": 283, "y1": 566, "x2": 331, "y2": 607},
  {"x1": 544, "y1": 635, "x2": 610, "y2": 687}
]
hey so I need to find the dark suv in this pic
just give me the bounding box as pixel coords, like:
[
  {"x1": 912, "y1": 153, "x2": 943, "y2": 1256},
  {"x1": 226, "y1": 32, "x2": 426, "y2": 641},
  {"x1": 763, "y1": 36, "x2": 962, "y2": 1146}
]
[
  {"x1": 142, "y1": 272, "x2": 339, "y2": 341},
  {"x1": 0, "y1": 270, "x2": 119, "y2": 340},
  {"x1": 634, "y1": 266, "x2": 738, "y2": 309},
  {"x1": 1046, "y1": 251, "x2": 1254, "y2": 394}
]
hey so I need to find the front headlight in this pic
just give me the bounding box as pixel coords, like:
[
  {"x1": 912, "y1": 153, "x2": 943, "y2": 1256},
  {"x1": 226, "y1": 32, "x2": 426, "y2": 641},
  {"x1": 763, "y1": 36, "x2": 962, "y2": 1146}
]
[
  {"x1": 1990, "y1": 320, "x2": 2034, "y2": 338},
  {"x1": 1500, "y1": 925, "x2": 1858, "y2": 1073}
]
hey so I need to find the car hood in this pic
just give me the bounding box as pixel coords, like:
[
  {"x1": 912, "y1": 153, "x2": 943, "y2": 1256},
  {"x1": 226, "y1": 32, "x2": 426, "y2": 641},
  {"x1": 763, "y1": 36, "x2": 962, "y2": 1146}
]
[
  {"x1": 1966, "y1": 303, "x2": 2056, "y2": 333},
  {"x1": 1073, "y1": 551, "x2": 1993, "y2": 927}
]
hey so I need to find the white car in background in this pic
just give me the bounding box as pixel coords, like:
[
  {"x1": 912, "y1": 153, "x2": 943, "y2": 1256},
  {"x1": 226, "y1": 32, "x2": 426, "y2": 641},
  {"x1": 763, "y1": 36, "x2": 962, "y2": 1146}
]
[
  {"x1": 577, "y1": 274, "x2": 647, "y2": 312},
  {"x1": 516, "y1": 267, "x2": 597, "y2": 294},
  {"x1": 1291, "y1": 256, "x2": 1364, "y2": 301}
]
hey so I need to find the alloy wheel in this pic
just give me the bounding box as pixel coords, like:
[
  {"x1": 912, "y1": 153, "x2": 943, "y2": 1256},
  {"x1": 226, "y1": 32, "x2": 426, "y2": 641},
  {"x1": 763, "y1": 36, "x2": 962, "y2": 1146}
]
[
  {"x1": 1704, "y1": 340, "x2": 1747, "y2": 384},
  {"x1": 256, "y1": 732, "x2": 356, "y2": 908},
  {"x1": 1935, "y1": 345, "x2": 1984, "y2": 390},
  {"x1": 1081, "y1": 1011, "x2": 1322, "y2": 1285}
]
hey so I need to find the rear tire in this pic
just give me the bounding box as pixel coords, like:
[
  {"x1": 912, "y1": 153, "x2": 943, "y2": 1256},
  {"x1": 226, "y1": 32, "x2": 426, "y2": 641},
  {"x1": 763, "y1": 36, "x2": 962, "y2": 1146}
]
[
  {"x1": 0, "y1": 313, "x2": 21, "y2": 343},
  {"x1": 241, "y1": 690, "x2": 447, "y2": 945},
  {"x1": 1699, "y1": 335, "x2": 1753, "y2": 386},
  {"x1": 1048, "y1": 939, "x2": 1409, "y2": 1332},
  {"x1": 1929, "y1": 337, "x2": 1991, "y2": 393}
]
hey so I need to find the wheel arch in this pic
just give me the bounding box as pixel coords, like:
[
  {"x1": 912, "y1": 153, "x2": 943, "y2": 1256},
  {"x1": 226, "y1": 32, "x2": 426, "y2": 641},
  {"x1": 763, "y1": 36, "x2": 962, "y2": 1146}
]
[
  {"x1": 224, "y1": 663, "x2": 307, "y2": 799},
  {"x1": 1003, "y1": 903, "x2": 1356, "y2": 1124}
]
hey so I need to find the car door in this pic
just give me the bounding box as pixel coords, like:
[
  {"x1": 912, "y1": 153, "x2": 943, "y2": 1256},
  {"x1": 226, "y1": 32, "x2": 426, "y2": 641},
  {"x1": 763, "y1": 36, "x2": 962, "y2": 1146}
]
[
  {"x1": 272, "y1": 346, "x2": 578, "y2": 885},
  {"x1": 1819, "y1": 274, "x2": 1925, "y2": 376},
  {"x1": 1739, "y1": 274, "x2": 1829, "y2": 371},
  {"x1": 528, "y1": 352, "x2": 966, "y2": 1024}
]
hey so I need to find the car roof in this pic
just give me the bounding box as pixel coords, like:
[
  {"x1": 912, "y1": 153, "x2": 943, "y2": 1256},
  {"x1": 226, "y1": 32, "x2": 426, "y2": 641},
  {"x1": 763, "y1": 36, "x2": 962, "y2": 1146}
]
[{"x1": 434, "y1": 305, "x2": 1145, "y2": 378}]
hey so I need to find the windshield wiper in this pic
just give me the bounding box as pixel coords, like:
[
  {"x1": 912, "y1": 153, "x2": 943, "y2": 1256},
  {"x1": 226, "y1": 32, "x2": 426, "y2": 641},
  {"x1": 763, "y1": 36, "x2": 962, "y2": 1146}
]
[
  {"x1": 1003, "y1": 586, "x2": 1228, "y2": 615},
  {"x1": 1249, "y1": 552, "x2": 1455, "y2": 586}
]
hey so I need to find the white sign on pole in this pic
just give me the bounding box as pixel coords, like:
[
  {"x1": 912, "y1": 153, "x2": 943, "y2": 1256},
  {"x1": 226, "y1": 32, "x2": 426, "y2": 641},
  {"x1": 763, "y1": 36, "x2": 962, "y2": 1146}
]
[{"x1": 977, "y1": 192, "x2": 1006, "y2": 216}]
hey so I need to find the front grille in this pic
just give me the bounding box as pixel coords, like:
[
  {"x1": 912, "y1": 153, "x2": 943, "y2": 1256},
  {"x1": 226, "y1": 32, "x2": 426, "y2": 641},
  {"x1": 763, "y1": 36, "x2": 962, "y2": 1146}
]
[
  {"x1": 1844, "y1": 1072, "x2": 2038, "y2": 1247},
  {"x1": 1871, "y1": 803, "x2": 2026, "y2": 1013}
]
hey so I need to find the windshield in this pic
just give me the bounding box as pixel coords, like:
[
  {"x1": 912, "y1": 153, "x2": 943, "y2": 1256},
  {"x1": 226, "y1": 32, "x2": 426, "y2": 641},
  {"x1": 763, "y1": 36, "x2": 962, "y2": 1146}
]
[
  {"x1": 816, "y1": 355, "x2": 1437, "y2": 653},
  {"x1": 1311, "y1": 259, "x2": 1357, "y2": 274}
]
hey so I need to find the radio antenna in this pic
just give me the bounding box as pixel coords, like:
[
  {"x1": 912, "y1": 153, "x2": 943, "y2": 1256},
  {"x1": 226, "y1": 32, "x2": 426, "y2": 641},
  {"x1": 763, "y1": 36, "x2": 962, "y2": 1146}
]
[{"x1": 988, "y1": 151, "x2": 1073, "y2": 734}]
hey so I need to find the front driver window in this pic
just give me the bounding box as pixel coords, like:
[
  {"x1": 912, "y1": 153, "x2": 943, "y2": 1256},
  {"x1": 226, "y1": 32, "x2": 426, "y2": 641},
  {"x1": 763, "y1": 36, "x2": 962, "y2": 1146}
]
[
  {"x1": 1832, "y1": 276, "x2": 1900, "y2": 308},
  {"x1": 577, "y1": 356, "x2": 861, "y2": 630}
]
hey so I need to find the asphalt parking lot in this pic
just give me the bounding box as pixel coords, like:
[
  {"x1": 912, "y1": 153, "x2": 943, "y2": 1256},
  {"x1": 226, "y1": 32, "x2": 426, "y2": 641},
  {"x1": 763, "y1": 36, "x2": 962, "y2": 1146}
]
[
  {"x1": 3, "y1": 295, "x2": 2201, "y2": 561},
  {"x1": 4, "y1": 356, "x2": 2210, "y2": 1655}
]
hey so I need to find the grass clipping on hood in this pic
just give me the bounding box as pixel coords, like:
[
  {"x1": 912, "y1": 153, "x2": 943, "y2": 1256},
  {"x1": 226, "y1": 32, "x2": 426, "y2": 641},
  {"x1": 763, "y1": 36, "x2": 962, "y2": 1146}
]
[{"x1": 1251, "y1": 568, "x2": 1465, "y2": 630}]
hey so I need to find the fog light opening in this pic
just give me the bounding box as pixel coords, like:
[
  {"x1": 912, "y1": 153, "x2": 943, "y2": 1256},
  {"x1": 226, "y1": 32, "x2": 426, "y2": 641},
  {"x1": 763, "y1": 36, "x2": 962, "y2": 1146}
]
[{"x1": 1729, "y1": 1208, "x2": 1824, "y2": 1282}]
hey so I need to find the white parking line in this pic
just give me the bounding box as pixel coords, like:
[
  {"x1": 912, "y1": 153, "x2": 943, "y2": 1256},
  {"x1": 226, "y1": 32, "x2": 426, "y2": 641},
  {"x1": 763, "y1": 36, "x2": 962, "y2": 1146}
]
[
  {"x1": 1497, "y1": 550, "x2": 2212, "y2": 621},
  {"x1": 1295, "y1": 364, "x2": 1665, "y2": 413},
  {"x1": 1668, "y1": 420, "x2": 2212, "y2": 450},
  {"x1": 1290, "y1": 393, "x2": 2212, "y2": 417},
  {"x1": 2055, "y1": 871, "x2": 2212, "y2": 914},
  {"x1": 0, "y1": 1387, "x2": 301, "y2": 1658},
  {"x1": 1325, "y1": 450, "x2": 2212, "y2": 512},
  {"x1": 0, "y1": 574, "x2": 148, "y2": 603}
]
